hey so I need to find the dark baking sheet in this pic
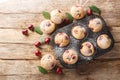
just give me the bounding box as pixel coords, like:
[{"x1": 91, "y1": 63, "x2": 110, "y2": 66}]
[{"x1": 50, "y1": 14, "x2": 114, "y2": 68}]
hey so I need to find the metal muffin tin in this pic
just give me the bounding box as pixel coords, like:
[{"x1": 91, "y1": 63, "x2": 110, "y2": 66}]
[{"x1": 50, "y1": 14, "x2": 114, "y2": 68}]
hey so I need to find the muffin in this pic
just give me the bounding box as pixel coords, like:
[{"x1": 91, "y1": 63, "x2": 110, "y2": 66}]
[
  {"x1": 72, "y1": 26, "x2": 86, "y2": 39},
  {"x1": 40, "y1": 20, "x2": 55, "y2": 34},
  {"x1": 50, "y1": 9, "x2": 65, "y2": 24},
  {"x1": 62, "y1": 49, "x2": 78, "y2": 64},
  {"x1": 40, "y1": 54, "x2": 56, "y2": 71},
  {"x1": 80, "y1": 42, "x2": 95, "y2": 56},
  {"x1": 88, "y1": 18, "x2": 103, "y2": 32},
  {"x1": 70, "y1": 5, "x2": 86, "y2": 19},
  {"x1": 97, "y1": 34, "x2": 111, "y2": 49},
  {"x1": 54, "y1": 32, "x2": 70, "y2": 47}
]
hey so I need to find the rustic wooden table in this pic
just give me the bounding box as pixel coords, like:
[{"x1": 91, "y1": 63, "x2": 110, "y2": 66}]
[{"x1": 0, "y1": 0, "x2": 120, "y2": 80}]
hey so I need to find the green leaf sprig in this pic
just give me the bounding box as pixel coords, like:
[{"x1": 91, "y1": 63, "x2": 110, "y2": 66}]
[
  {"x1": 66, "y1": 12, "x2": 73, "y2": 22},
  {"x1": 34, "y1": 26, "x2": 43, "y2": 35},
  {"x1": 38, "y1": 66, "x2": 47, "y2": 74},
  {"x1": 89, "y1": 5, "x2": 101, "y2": 15},
  {"x1": 42, "y1": 11, "x2": 51, "y2": 19}
]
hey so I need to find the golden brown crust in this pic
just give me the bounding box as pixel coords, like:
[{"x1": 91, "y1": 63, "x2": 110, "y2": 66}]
[
  {"x1": 80, "y1": 42, "x2": 95, "y2": 56},
  {"x1": 88, "y1": 18, "x2": 103, "y2": 32},
  {"x1": 97, "y1": 34, "x2": 111, "y2": 49},
  {"x1": 50, "y1": 9, "x2": 65, "y2": 24},
  {"x1": 54, "y1": 32, "x2": 70, "y2": 47},
  {"x1": 72, "y1": 26, "x2": 86, "y2": 39},
  {"x1": 40, "y1": 20, "x2": 55, "y2": 34},
  {"x1": 40, "y1": 54, "x2": 56, "y2": 71},
  {"x1": 70, "y1": 5, "x2": 86, "y2": 19},
  {"x1": 62, "y1": 49, "x2": 78, "y2": 64}
]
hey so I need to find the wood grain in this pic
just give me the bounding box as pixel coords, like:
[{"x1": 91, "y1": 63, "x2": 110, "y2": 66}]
[
  {"x1": 0, "y1": 11, "x2": 119, "y2": 29},
  {"x1": 0, "y1": 43, "x2": 53, "y2": 59},
  {"x1": 0, "y1": 60, "x2": 120, "y2": 80},
  {"x1": 0, "y1": 43, "x2": 120, "y2": 60},
  {"x1": 0, "y1": 0, "x2": 120, "y2": 80},
  {"x1": 0, "y1": 0, "x2": 119, "y2": 28},
  {"x1": 0, "y1": 0, "x2": 77, "y2": 13},
  {"x1": 0, "y1": 27, "x2": 120, "y2": 44},
  {"x1": 0, "y1": 14, "x2": 43, "y2": 29}
]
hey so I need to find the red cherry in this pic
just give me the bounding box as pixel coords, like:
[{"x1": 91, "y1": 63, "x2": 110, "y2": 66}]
[
  {"x1": 28, "y1": 24, "x2": 34, "y2": 31},
  {"x1": 71, "y1": 55, "x2": 76, "y2": 59},
  {"x1": 90, "y1": 28, "x2": 94, "y2": 31},
  {"x1": 22, "y1": 30, "x2": 28, "y2": 36},
  {"x1": 64, "y1": 19, "x2": 70, "y2": 24},
  {"x1": 84, "y1": 32, "x2": 87, "y2": 35},
  {"x1": 87, "y1": 9, "x2": 93, "y2": 16},
  {"x1": 35, "y1": 50, "x2": 41, "y2": 56},
  {"x1": 34, "y1": 41, "x2": 41, "y2": 47},
  {"x1": 44, "y1": 37, "x2": 50, "y2": 44},
  {"x1": 56, "y1": 67, "x2": 63, "y2": 74}
]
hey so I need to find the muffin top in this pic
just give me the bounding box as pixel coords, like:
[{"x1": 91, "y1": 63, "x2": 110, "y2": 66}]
[
  {"x1": 80, "y1": 42, "x2": 95, "y2": 57},
  {"x1": 40, "y1": 54, "x2": 56, "y2": 71},
  {"x1": 54, "y1": 32, "x2": 70, "y2": 47},
  {"x1": 97, "y1": 34, "x2": 111, "y2": 49},
  {"x1": 40, "y1": 20, "x2": 55, "y2": 34},
  {"x1": 62, "y1": 49, "x2": 78, "y2": 64},
  {"x1": 50, "y1": 9, "x2": 65, "y2": 24},
  {"x1": 72, "y1": 26, "x2": 86, "y2": 39},
  {"x1": 88, "y1": 18, "x2": 103, "y2": 32},
  {"x1": 70, "y1": 5, "x2": 86, "y2": 19}
]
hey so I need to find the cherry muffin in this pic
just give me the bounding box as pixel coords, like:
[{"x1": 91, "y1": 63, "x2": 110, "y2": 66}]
[
  {"x1": 97, "y1": 34, "x2": 111, "y2": 49},
  {"x1": 40, "y1": 20, "x2": 55, "y2": 34},
  {"x1": 71, "y1": 26, "x2": 86, "y2": 39},
  {"x1": 88, "y1": 18, "x2": 103, "y2": 32},
  {"x1": 80, "y1": 42, "x2": 95, "y2": 56},
  {"x1": 70, "y1": 5, "x2": 86, "y2": 19},
  {"x1": 62, "y1": 49, "x2": 78, "y2": 64},
  {"x1": 40, "y1": 54, "x2": 56, "y2": 71},
  {"x1": 54, "y1": 32, "x2": 70, "y2": 47},
  {"x1": 50, "y1": 9, "x2": 65, "y2": 24}
]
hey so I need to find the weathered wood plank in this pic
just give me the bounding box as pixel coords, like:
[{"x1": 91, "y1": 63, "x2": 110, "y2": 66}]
[
  {"x1": 0, "y1": 60, "x2": 120, "y2": 80},
  {"x1": 0, "y1": 0, "x2": 119, "y2": 14},
  {"x1": 82, "y1": 0, "x2": 120, "y2": 26},
  {"x1": 0, "y1": 14, "x2": 43, "y2": 29},
  {"x1": 0, "y1": 75, "x2": 50, "y2": 80},
  {"x1": 0, "y1": 73, "x2": 120, "y2": 80},
  {"x1": 0, "y1": 27, "x2": 119, "y2": 43},
  {"x1": 0, "y1": 43, "x2": 54, "y2": 59},
  {"x1": 0, "y1": 13, "x2": 119, "y2": 29},
  {"x1": 0, "y1": 0, "x2": 78, "y2": 13},
  {"x1": 0, "y1": 0, "x2": 119, "y2": 28},
  {"x1": 0, "y1": 60, "x2": 40, "y2": 75},
  {"x1": 0, "y1": 43, "x2": 120, "y2": 60},
  {"x1": 111, "y1": 27, "x2": 120, "y2": 42},
  {"x1": 0, "y1": 29, "x2": 40, "y2": 43}
]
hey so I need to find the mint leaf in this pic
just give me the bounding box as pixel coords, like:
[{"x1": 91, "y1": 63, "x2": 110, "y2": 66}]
[
  {"x1": 66, "y1": 12, "x2": 73, "y2": 22},
  {"x1": 38, "y1": 66, "x2": 47, "y2": 74},
  {"x1": 42, "y1": 11, "x2": 50, "y2": 19},
  {"x1": 40, "y1": 36, "x2": 44, "y2": 43},
  {"x1": 89, "y1": 5, "x2": 101, "y2": 15},
  {"x1": 34, "y1": 26, "x2": 43, "y2": 35}
]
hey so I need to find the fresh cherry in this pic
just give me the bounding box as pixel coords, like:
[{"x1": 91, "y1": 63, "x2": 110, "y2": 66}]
[
  {"x1": 44, "y1": 37, "x2": 50, "y2": 44},
  {"x1": 56, "y1": 67, "x2": 63, "y2": 74},
  {"x1": 64, "y1": 18, "x2": 70, "y2": 24},
  {"x1": 87, "y1": 9, "x2": 93, "y2": 16},
  {"x1": 34, "y1": 41, "x2": 41, "y2": 47},
  {"x1": 28, "y1": 24, "x2": 34, "y2": 31},
  {"x1": 35, "y1": 50, "x2": 41, "y2": 57},
  {"x1": 22, "y1": 30, "x2": 28, "y2": 36}
]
